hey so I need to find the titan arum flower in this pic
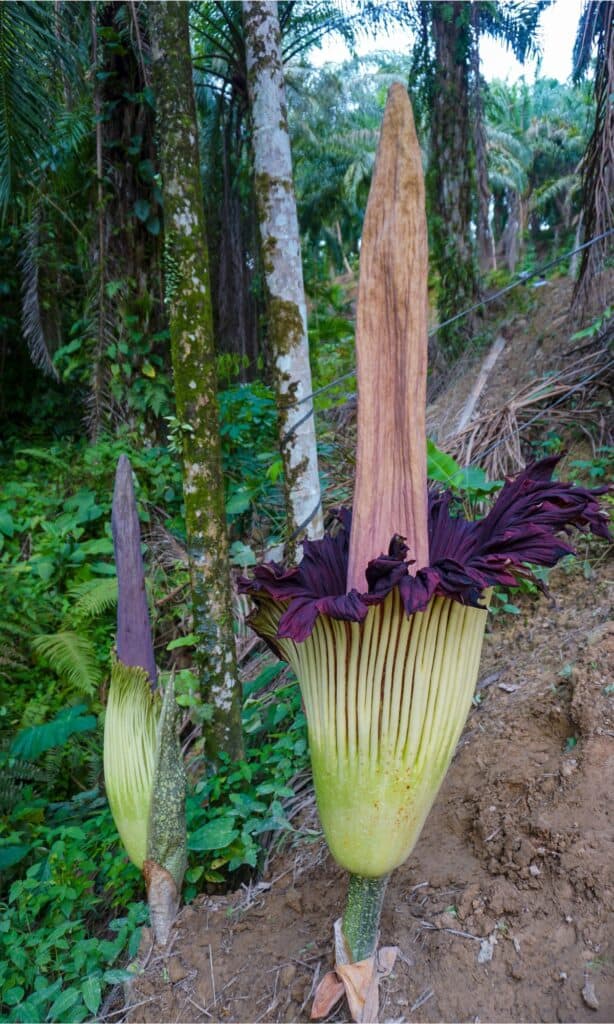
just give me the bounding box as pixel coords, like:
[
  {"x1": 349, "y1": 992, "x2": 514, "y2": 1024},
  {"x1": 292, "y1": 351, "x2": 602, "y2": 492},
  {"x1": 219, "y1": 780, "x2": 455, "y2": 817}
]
[
  {"x1": 104, "y1": 455, "x2": 186, "y2": 947},
  {"x1": 239, "y1": 85, "x2": 610, "y2": 1022}
]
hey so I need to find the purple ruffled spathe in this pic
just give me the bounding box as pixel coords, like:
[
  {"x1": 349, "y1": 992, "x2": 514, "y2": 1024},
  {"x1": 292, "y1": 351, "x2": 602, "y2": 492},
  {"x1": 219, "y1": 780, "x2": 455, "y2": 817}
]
[{"x1": 239, "y1": 457, "x2": 610, "y2": 645}]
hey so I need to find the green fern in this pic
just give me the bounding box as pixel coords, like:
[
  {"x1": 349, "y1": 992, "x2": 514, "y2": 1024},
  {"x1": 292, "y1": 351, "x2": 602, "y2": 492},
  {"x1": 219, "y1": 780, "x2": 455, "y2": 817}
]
[
  {"x1": 31, "y1": 631, "x2": 102, "y2": 696},
  {"x1": 20, "y1": 695, "x2": 54, "y2": 729},
  {"x1": 68, "y1": 578, "x2": 118, "y2": 623},
  {"x1": 0, "y1": 643, "x2": 27, "y2": 681},
  {"x1": 0, "y1": 748, "x2": 49, "y2": 813}
]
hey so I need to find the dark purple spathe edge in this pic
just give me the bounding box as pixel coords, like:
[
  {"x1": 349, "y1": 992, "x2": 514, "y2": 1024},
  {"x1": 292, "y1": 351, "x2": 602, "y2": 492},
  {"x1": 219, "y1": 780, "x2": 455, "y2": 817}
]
[{"x1": 238, "y1": 457, "x2": 610, "y2": 643}]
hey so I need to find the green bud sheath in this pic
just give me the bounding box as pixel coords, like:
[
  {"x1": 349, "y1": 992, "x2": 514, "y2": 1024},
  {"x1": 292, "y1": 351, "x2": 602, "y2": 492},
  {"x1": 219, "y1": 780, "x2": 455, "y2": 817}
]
[{"x1": 104, "y1": 659, "x2": 158, "y2": 871}]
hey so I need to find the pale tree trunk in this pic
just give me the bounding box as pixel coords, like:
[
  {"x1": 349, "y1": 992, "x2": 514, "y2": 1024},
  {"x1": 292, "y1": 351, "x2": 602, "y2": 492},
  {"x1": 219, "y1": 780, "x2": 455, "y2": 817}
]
[
  {"x1": 242, "y1": 0, "x2": 323, "y2": 557},
  {"x1": 149, "y1": 1, "x2": 243, "y2": 760}
]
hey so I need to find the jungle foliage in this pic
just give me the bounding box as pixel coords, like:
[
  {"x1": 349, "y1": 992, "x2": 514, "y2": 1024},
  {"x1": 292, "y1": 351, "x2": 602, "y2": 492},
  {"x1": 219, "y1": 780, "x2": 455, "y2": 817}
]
[{"x1": 0, "y1": 0, "x2": 611, "y2": 1018}]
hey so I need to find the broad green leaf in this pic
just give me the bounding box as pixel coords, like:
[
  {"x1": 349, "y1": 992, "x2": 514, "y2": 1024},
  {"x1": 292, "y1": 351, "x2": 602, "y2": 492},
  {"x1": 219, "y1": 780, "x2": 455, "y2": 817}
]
[
  {"x1": 225, "y1": 488, "x2": 252, "y2": 515},
  {"x1": 0, "y1": 509, "x2": 15, "y2": 537},
  {"x1": 188, "y1": 818, "x2": 238, "y2": 852},
  {"x1": 0, "y1": 845, "x2": 31, "y2": 870},
  {"x1": 49, "y1": 987, "x2": 80, "y2": 1020},
  {"x1": 133, "y1": 198, "x2": 150, "y2": 222},
  {"x1": 11, "y1": 705, "x2": 97, "y2": 760},
  {"x1": 3, "y1": 986, "x2": 24, "y2": 1007},
  {"x1": 166, "y1": 634, "x2": 198, "y2": 651},
  {"x1": 426, "y1": 439, "x2": 462, "y2": 485},
  {"x1": 81, "y1": 976, "x2": 101, "y2": 1015},
  {"x1": 103, "y1": 968, "x2": 136, "y2": 984}
]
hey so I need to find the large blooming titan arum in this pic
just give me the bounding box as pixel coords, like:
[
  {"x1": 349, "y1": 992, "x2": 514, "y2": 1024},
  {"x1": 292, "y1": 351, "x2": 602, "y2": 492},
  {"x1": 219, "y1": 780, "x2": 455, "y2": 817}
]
[
  {"x1": 104, "y1": 455, "x2": 186, "y2": 947},
  {"x1": 239, "y1": 85, "x2": 611, "y2": 1022}
]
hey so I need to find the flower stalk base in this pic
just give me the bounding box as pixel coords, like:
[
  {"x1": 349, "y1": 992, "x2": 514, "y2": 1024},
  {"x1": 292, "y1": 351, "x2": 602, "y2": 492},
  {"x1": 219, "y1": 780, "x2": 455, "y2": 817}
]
[{"x1": 342, "y1": 874, "x2": 389, "y2": 962}]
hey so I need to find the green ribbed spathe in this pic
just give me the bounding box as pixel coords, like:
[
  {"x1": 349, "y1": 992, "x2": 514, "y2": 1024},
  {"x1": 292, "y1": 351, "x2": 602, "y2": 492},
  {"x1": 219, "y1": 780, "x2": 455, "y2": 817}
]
[{"x1": 252, "y1": 590, "x2": 488, "y2": 877}]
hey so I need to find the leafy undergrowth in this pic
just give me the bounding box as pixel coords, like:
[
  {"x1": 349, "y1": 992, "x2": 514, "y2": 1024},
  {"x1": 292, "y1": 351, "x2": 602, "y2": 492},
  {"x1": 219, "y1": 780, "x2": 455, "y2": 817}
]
[
  {"x1": 0, "y1": 415, "x2": 305, "y2": 1023},
  {"x1": 0, "y1": 668, "x2": 309, "y2": 1022}
]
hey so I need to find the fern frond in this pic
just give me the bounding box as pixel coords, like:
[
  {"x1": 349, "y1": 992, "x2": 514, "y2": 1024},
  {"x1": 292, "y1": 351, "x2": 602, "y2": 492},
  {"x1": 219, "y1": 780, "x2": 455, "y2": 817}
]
[
  {"x1": 31, "y1": 631, "x2": 102, "y2": 696},
  {"x1": 68, "y1": 578, "x2": 118, "y2": 624},
  {"x1": 0, "y1": 749, "x2": 49, "y2": 812},
  {"x1": 0, "y1": 644, "x2": 27, "y2": 681},
  {"x1": 20, "y1": 695, "x2": 54, "y2": 729}
]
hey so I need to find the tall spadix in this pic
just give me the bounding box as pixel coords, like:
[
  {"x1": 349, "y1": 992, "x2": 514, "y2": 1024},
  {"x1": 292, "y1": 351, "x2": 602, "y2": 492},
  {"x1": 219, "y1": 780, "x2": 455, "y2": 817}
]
[{"x1": 347, "y1": 83, "x2": 429, "y2": 591}]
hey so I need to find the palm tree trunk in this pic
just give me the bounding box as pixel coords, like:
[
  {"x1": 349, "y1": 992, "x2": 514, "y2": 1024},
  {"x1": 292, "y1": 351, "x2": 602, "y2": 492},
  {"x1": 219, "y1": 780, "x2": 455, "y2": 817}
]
[
  {"x1": 471, "y1": 13, "x2": 495, "y2": 275},
  {"x1": 572, "y1": 1, "x2": 614, "y2": 316},
  {"x1": 242, "y1": 0, "x2": 323, "y2": 557},
  {"x1": 149, "y1": 0, "x2": 243, "y2": 760},
  {"x1": 427, "y1": 1, "x2": 478, "y2": 357}
]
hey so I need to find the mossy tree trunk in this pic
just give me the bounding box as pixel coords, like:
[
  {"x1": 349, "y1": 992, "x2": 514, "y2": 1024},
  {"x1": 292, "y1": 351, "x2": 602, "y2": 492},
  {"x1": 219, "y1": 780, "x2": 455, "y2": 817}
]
[
  {"x1": 427, "y1": 1, "x2": 478, "y2": 357},
  {"x1": 149, "y1": 0, "x2": 243, "y2": 760},
  {"x1": 242, "y1": 0, "x2": 323, "y2": 557}
]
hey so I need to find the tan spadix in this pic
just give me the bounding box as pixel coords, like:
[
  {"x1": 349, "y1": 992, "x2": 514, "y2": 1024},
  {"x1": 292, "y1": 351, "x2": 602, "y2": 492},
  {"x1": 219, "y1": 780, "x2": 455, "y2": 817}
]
[{"x1": 347, "y1": 82, "x2": 429, "y2": 592}]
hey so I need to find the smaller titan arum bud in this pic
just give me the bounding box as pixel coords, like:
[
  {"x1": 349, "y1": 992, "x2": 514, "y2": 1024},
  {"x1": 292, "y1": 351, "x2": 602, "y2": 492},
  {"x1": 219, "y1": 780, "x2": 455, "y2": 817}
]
[{"x1": 104, "y1": 455, "x2": 186, "y2": 946}]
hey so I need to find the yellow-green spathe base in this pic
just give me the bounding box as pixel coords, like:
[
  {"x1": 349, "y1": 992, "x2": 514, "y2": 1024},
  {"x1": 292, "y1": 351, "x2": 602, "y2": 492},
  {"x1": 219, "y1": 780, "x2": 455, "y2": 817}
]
[{"x1": 263, "y1": 592, "x2": 488, "y2": 877}]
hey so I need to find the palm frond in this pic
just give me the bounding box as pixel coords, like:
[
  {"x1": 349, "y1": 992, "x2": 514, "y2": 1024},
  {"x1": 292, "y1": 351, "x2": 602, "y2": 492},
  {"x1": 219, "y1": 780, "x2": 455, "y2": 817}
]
[
  {"x1": 31, "y1": 631, "x2": 102, "y2": 697},
  {"x1": 18, "y1": 213, "x2": 59, "y2": 379},
  {"x1": 478, "y1": 0, "x2": 553, "y2": 63},
  {"x1": 0, "y1": 2, "x2": 58, "y2": 217},
  {"x1": 572, "y1": 0, "x2": 604, "y2": 82},
  {"x1": 530, "y1": 174, "x2": 580, "y2": 211}
]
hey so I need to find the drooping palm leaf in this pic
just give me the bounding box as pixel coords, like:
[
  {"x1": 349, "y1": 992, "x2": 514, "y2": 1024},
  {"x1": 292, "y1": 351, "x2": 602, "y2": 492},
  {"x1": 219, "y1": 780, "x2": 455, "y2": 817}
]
[
  {"x1": 18, "y1": 212, "x2": 59, "y2": 378},
  {"x1": 0, "y1": 2, "x2": 55, "y2": 217}
]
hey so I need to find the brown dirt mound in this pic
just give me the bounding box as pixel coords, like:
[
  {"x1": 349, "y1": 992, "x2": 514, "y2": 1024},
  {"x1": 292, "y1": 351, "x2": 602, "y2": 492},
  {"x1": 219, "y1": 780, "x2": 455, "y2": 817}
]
[{"x1": 124, "y1": 563, "x2": 614, "y2": 1024}]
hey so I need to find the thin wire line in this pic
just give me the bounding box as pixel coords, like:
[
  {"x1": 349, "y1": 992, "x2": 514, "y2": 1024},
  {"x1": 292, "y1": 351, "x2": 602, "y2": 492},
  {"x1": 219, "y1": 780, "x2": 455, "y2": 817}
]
[
  {"x1": 295, "y1": 226, "x2": 614, "y2": 408},
  {"x1": 288, "y1": 499, "x2": 323, "y2": 542}
]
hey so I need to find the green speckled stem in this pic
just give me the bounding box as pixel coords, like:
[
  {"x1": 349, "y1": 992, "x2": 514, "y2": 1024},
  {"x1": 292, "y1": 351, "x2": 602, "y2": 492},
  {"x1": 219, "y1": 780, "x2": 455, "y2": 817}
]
[{"x1": 342, "y1": 873, "x2": 390, "y2": 962}]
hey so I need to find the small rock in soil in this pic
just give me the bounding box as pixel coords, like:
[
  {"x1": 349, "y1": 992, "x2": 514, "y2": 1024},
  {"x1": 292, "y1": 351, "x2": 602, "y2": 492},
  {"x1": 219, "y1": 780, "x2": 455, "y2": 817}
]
[
  {"x1": 285, "y1": 889, "x2": 303, "y2": 914},
  {"x1": 168, "y1": 958, "x2": 189, "y2": 984},
  {"x1": 582, "y1": 979, "x2": 599, "y2": 1010},
  {"x1": 279, "y1": 963, "x2": 296, "y2": 987}
]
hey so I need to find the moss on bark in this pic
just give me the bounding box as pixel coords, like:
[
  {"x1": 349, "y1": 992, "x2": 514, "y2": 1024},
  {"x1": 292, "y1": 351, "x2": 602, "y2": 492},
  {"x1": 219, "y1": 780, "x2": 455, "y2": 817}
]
[
  {"x1": 243, "y1": 1, "x2": 323, "y2": 557},
  {"x1": 149, "y1": 0, "x2": 243, "y2": 760}
]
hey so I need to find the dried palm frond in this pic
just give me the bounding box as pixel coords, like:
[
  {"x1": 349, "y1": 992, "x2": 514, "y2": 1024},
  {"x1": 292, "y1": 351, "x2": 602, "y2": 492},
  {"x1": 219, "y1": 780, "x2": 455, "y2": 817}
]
[
  {"x1": 19, "y1": 214, "x2": 59, "y2": 380},
  {"x1": 445, "y1": 339, "x2": 613, "y2": 478}
]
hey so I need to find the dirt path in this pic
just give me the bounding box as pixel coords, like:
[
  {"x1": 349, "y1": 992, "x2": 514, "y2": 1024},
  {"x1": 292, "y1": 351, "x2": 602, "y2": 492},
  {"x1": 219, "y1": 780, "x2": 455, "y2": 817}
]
[{"x1": 126, "y1": 564, "x2": 613, "y2": 1024}]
